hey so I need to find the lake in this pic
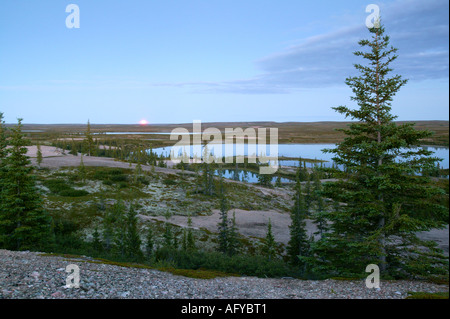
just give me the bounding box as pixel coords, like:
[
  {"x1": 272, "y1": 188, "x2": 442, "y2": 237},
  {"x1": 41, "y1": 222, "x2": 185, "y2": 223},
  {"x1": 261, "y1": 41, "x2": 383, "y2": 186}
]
[
  {"x1": 152, "y1": 143, "x2": 449, "y2": 169},
  {"x1": 219, "y1": 169, "x2": 292, "y2": 184}
]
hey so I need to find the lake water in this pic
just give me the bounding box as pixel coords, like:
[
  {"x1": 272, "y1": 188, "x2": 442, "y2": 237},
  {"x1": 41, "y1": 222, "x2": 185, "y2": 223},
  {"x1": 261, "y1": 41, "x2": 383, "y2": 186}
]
[
  {"x1": 219, "y1": 169, "x2": 292, "y2": 184},
  {"x1": 152, "y1": 143, "x2": 449, "y2": 169}
]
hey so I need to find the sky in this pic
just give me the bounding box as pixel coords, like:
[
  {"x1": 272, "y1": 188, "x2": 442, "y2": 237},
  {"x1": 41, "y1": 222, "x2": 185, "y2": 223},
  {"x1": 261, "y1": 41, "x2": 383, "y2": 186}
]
[{"x1": 0, "y1": 0, "x2": 448, "y2": 124}]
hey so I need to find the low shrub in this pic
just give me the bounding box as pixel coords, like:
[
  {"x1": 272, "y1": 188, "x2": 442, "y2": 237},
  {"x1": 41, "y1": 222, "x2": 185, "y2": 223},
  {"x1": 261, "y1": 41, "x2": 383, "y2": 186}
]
[
  {"x1": 43, "y1": 179, "x2": 88, "y2": 197},
  {"x1": 153, "y1": 248, "x2": 293, "y2": 278},
  {"x1": 59, "y1": 189, "x2": 90, "y2": 197},
  {"x1": 163, "y1": 179, "x2": 177, "y2": 186},
  {"x1": 406, "y1": 292, "x2": 449, "y2": 299},
  {"x1": 110, "y1": 174, "x2": 128, "y2": 182}
]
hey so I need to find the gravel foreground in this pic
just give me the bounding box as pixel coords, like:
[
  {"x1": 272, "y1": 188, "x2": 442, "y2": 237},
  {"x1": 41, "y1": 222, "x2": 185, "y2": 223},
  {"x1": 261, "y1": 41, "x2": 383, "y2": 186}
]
[{"x1": 0, "y1": 249, "x2": 448, "y2": 300}]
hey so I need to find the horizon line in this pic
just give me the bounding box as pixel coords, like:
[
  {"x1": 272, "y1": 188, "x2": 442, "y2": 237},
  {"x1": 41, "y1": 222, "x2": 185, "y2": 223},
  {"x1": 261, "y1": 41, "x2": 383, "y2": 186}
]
[{"x1": 6, "y1": 119, "x2": 449, "y2": 126}]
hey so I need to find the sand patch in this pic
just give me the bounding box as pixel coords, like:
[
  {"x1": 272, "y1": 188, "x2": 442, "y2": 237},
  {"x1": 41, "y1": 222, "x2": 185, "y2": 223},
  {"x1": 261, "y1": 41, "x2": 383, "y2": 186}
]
[{"x1": 25, "y1": 146, "x2": 65, "y2": 158}]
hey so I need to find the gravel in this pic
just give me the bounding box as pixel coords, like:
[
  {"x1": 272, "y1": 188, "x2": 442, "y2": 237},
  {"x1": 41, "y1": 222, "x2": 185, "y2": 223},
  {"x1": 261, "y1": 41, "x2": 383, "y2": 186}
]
[{"x1": 1, "y1": 249, "x2": 448, "y2": 300}]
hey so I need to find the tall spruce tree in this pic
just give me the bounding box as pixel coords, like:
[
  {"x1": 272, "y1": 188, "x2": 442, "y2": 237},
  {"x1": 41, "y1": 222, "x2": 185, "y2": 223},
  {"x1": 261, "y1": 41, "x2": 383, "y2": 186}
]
[
  {"x1": 307, "y1": 21, "x2": 448, "y2": 278},
  {"x1": 111, "y1": 200, "x2": 127, "y2": 258},
  {"x1": 0, "y1": 112, "x2": 7, "y2": 196},
  {"x1": 36, "y1": 142, "x2": 43, "y2": 168},
  {"x1": 262, "y1": 218, "x2": 277, "y2": 261},
  {"x1": 186, "y1": 214, "x2": 196, "y2": 251},
  {"x1": 227, "y1": 211, "x2": 240, "y2": 256},
  {"x1": 92, "y1": 227, "x2": 102, "y2": 253},
  {"x1": 0, "y1": 113, "x2": 8, "y2": 244},
  {"x1": 83, "y1": 120, "x2": 95, "y2": 156},
  {"x1": 145, "y1": 224, "x2": 155, "y2": 258},
  {"x1": 217, "y1": 175, "x2": 229, "y2": 254},
  {"x1": 287, "y1": 177, "x2": 310, "y2": 269},
  {"x1": 311, "y1": 173, "x2": 329, "y2": 238},
  {"x1": 162, "y1": 211, "x2": 174, "y2": 249},
  {"x1": 125, "y1": 205, "x2": 143, "y2": 260},
  {"x1": 78, "y1": 154, "x2": 86, "y2": 183},
  {"x1": 0, "y1": 118, "x2": 52, "y2": 250}
]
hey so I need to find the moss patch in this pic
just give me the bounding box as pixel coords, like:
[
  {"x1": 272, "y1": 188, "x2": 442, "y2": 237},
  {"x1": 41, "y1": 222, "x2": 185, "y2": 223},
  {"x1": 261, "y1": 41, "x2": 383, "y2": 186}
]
[
  {"x1": 406, "y1": 291, "x2": 449, "y2": 299},
  {"x1": 157, "y1": 267, "x2": 239, "y2": 279}
]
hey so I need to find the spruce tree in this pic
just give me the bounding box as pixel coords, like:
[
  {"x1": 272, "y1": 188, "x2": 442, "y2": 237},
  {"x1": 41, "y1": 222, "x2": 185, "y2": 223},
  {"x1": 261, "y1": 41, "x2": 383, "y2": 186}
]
[
  {"x1": 83, "y1": 120, "x2": 95, "y2": 156},
  {"x1": 309, "y1": 21, "x2": 448, "y2": 278},
  {"x1": 0, "y1": 112, "x2": 7, "y2": 197},
  {"x1": 257, "y1": 171, "x2": 272, "y2": 187},
  {"x1": 36, "y1": 142, "x2": 43, "y2": 168},
  {"x1": 133, "y1": 163, "x2": 143, "y2": 184},
  {"x1": 0, "y1": 118, "x2": 52, "y2": 250},
  {"x1": 111, "y1": 200, "x2": 127, "y2": 258},
  {"x1": 304, "y1": 175, "x2": 312, "y2": 212},
  {"x1": 0, "y1": 113, "x2": 8, "y2": 245},
  {"x1": 69, "y1": 138, "x2": 78, "y2": 156},
  {"x1": 92, "y1": 227, "x2": 103, "y2": 253},
  {"x1": 182, "y1": 228, "x2": 188, "y2": 251},
  {"x1": 145, "y1": 224, "x2": 154, "y2": 258},
  {"x1": 287, "y1": 177, "x2": 310, "y2": 269},
  {"x1": 78, "y1": 154, "x2": 86, "y2": 183},
  {"x1": 125, "y1": 206, "x2": 143, "y2": 260},
  {"x1": 262, "y1": 218, "x2": 277, "y2": 261},
  {"x1": 275, "y1": 176, "x2": 282, "y2": 188},
  {"x1": 102, "y1": 200, "x2": 126, "y2": 254},
  {"x1": 217, "y1": 177, "x2": 229, "y2": 254},
  {"x1": 227, "y1": 211, "x2": 240, "y2": 256},
  {"x1": 186, "y1": 214, "x2": 196, "y2": 251},
  {"x1": 311, "y1": 178, "x2": 329, "y2": 238},
  {"x1": 162, "y1": 211, "x2": 174, "y2": 249}
]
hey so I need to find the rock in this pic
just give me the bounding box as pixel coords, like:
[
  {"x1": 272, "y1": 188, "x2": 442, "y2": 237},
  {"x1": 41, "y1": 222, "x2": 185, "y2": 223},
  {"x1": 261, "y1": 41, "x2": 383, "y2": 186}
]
[
  {"x1": 30, "y1": 271, "x2": 40, "y2": 280},
  {"x1": 51, "y1": 291, "x2": 65, "y2": 298}
]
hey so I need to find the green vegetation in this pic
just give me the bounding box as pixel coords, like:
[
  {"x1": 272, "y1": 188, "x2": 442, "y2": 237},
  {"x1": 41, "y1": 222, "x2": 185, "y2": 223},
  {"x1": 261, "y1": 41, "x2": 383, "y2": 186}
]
[
  {"x1": 287, "y1": 177, "x2": 310, "y2": 270},
  {"x1": 153, "y1": 248, "x2": 294, "y2": 278},
  {"x1": 0, "y1": 117, "x2": 52, "y2": 251},
  {"x1": 42, "y1": 179, "x2": 89, "y2": 197},
  {"x1": 405, "y1": 292, "x2": 449, "y2": 299},
  {"x1": 304, "y1": 22, "x2": 449, "y2": 280},
  {"x1": 262, "y1": 218, "x2": 276, "y2": 261},
  {"x1": 82, "y1": 120, "x2": 95, "y2": 156}
]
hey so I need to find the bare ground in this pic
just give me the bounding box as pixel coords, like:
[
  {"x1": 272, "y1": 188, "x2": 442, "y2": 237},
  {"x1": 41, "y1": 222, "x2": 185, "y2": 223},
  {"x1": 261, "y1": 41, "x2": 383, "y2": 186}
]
[{"x1": 27, "y1": 145, "x2": 180, "y2": 175}]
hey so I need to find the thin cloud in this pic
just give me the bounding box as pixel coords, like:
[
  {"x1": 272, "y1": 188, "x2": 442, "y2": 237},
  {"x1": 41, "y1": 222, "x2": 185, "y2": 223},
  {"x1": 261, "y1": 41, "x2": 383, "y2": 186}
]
[
  {"x1": 206, "y1": 0, "x2": 448, "y2": 93},
  {"x1": 1, "y1": 0, "x2": 446, "y2": 95}
]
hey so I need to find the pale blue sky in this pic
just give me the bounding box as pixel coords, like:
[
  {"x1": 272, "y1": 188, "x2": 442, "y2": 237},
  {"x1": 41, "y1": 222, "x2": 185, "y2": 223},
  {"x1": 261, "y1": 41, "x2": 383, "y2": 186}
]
[{"x1": 0, "y1": 0, "x2": 448, "y2": 124}]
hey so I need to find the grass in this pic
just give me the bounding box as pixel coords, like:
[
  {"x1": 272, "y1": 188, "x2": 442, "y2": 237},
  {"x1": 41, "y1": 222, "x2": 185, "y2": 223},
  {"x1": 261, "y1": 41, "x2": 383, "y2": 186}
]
[
  {"x1": 156, "y1": 267, "x2": 238, "y2": 279},
  {"x1": 38, "y1": 252, "x2": 238, "y2": 279},
  {"x1": 330, "y1": 276, "x2": 364, "y2": 281},
  {"x1": 406, "y1": 291, "x2": 449, "y2": 299}
]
